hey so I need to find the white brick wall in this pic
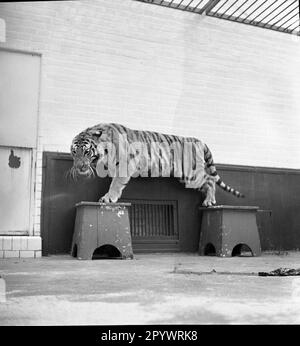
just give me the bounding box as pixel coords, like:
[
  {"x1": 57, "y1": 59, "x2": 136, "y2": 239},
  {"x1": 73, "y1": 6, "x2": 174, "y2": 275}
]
[
  {"x1": 0, "y1": 0, "x2": 300, "y2": 239},
  {"x1": 0, "y1": 236, "x2": 41, "y2": 258}
]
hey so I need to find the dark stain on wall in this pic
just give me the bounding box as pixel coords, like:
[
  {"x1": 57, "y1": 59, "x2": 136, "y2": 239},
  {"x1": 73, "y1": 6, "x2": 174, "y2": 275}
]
[{"x1": 8, "y1": 149, "x2": 21, "y2": 169}]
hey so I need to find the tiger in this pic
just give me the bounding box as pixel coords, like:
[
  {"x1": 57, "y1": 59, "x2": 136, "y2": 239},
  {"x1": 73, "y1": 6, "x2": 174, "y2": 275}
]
[{"x1": 70, "y1": 123, "x2": 244, "y2": 206}]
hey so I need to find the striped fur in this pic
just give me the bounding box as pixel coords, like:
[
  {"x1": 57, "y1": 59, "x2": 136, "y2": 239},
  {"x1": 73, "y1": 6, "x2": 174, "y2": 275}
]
[
  {"x1": 70, "y1": 123, "x2": 245, "y2": 206},
  {"x1": 203, "y1": 144, "x2": 245, "y2": 199}
]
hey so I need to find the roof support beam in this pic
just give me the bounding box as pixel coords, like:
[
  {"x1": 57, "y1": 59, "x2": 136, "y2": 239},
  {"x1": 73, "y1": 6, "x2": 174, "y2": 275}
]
[{"x1": 198, "y1": 0, "x2": 221, "y2": 15}]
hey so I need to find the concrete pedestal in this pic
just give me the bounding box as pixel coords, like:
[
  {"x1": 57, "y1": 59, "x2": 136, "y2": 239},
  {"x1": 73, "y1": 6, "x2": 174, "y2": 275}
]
[
  {"x1": 199, "y1": 205, "x2": 261, "y2": 257},
  {"x1": 71, "y1": 202, "x2": 133, "y2": 260}
]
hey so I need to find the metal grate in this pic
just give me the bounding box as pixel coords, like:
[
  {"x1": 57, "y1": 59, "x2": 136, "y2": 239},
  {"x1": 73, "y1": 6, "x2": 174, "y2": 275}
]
[
  {"x1": 135, "y1": 0, "x2": 300, "y2": 36},
  {"x1": 127, "y1": 200, "x2": 178, "y2": 239}
]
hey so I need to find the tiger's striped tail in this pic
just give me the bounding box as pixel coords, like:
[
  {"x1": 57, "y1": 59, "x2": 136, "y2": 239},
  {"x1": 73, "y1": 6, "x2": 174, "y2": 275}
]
[{"x1": 203, "y1": 144, "x2": 245, "y2": 198}]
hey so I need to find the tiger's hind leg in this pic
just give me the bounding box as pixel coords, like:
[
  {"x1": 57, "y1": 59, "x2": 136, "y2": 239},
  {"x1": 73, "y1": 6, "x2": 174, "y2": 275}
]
[{"x1": 201, "y1": 176, "x2": 216, "y2": 207}]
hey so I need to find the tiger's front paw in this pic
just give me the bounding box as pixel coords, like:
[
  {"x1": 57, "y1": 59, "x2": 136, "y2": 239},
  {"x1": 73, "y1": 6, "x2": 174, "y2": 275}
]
[
  {"x1": 202, "y1": 199, "x2": 216, "y2": 207},
  {"x1": 99, "y1": 192, "x2": 118, "y2": 203}
]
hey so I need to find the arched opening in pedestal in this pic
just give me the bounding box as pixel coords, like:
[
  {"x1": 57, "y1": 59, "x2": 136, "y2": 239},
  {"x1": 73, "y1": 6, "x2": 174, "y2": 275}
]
[
  {"x1": 232, "y1": 244, "x2": 253, "y2": 257},
  {"x1": 92, "y1": 244, "x2": 122, "y2": 259},
  {"x1": 71, "y1": 244, "x2": 77, "y2": 258},
  {"x1": 204, "y1": 243, "x2": 216, "y2": 256}
]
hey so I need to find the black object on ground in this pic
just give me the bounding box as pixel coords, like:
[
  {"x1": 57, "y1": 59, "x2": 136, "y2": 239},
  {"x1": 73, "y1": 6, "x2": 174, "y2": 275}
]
[{"x1": 259, "y1": 268, "x2": 300, "y2": 276}]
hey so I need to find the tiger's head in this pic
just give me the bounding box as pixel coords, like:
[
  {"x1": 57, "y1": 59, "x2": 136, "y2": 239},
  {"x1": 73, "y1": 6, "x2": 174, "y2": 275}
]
[{"x1": 70, "y1": 128, "x2": 104, "y2": 179}]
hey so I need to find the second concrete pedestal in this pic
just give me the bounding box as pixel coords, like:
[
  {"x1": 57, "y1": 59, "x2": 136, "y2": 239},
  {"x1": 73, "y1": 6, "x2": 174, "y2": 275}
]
[{"x1": 199, "y1": 205, "x2": 261, "y2": 257}]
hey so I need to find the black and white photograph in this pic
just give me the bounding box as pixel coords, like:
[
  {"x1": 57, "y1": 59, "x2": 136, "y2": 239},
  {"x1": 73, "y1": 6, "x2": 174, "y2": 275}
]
[{"x1": 0, "y1": 0, "x2": 300, "y2": 334}]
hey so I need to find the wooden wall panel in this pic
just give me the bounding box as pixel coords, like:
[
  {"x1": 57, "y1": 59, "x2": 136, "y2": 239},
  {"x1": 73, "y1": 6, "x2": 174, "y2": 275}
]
[
  {"x1": 0, "y1": 147, "x2": 32, "y2": 234},
  {"x1": 0, "y1": 49, "x2": 40, "y2": 148}
]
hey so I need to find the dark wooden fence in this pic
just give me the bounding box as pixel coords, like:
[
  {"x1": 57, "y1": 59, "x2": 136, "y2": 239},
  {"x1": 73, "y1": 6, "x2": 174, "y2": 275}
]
[{"x1": 41, "y1": 151, "x2": 300, "y2": 255}]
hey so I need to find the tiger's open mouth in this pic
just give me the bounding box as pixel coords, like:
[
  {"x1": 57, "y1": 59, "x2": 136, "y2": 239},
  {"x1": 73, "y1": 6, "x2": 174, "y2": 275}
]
[
  {"x1": 77, "y1": 169, "x2": 91, "y2": 176},
  {"x1": 69, "y1": 164, "x2": 95, "y2": 180}
]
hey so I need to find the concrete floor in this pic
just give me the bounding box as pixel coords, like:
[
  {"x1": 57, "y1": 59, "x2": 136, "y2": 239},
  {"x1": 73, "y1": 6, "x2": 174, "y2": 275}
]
[{"x1": 1, "y1": 252, "x2": 300, "y2": 325}]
